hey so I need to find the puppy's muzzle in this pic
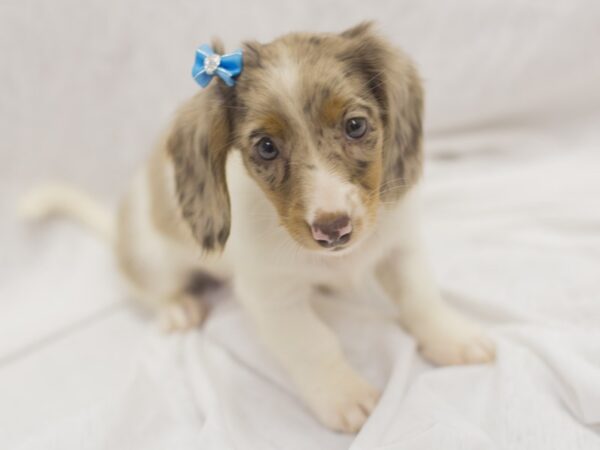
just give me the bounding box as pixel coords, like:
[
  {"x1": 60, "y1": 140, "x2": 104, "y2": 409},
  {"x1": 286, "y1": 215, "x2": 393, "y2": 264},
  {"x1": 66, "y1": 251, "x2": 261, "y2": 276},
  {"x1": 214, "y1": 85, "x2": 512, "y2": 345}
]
[{"x1": 310, "y1": 214, "x2": 352, "y2": 248}]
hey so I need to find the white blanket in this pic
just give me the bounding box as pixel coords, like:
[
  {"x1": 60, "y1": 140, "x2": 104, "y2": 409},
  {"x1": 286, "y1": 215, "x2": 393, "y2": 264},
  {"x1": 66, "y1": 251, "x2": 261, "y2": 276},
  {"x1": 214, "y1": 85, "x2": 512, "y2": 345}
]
[
  {"x1": 11, "y1": 137, "x2": 600, "y2": 449},
  {"x1": 1, "y1": 1, "x2": 599, "y2": 449}
]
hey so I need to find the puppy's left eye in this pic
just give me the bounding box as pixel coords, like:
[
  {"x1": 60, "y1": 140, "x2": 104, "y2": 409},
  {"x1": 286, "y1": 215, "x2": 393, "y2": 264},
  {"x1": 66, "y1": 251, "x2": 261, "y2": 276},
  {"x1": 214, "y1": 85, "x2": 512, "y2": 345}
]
[
  {"x1": 256, "y1": 137, "x2": 279, "y2": 161},
  {"x1": 345, "y1": 117, "x2": 368, "y2": 139}
]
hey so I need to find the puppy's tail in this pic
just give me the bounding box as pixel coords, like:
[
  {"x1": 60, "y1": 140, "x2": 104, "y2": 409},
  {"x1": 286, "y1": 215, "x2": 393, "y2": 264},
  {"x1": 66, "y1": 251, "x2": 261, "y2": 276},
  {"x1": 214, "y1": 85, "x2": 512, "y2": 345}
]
[{"x1": 19, "y1": 183, "x2": 115, "y2": 243}]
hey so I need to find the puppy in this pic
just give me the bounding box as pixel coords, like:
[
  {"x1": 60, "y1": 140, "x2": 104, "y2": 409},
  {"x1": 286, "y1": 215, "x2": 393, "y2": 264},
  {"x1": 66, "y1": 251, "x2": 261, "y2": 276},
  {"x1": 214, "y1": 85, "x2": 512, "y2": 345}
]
[{"x1": 22, "y1": 22, "x2": 495, "y2": 433}]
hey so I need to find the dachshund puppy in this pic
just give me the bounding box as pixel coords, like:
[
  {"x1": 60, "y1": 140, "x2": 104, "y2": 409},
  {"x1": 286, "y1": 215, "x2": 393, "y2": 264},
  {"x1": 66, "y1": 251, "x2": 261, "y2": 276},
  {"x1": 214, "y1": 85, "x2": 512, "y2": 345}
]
[{"x1": 22, "y1": 22, "x2": 495, "y2": 433}]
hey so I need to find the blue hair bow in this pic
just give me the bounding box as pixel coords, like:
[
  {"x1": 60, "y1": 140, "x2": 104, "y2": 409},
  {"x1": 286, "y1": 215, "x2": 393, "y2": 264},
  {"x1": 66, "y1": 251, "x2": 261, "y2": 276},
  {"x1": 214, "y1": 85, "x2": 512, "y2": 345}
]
[{"x1": 192, "y1": 44, "x2": 243, "y2": 88}]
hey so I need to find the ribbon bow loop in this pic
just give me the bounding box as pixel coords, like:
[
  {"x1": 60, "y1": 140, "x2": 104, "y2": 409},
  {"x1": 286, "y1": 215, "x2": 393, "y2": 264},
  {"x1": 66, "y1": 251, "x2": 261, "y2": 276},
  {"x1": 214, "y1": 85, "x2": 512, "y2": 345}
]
[{"x1": 192, "y1": 44, "x2": 243, "y2": 88}]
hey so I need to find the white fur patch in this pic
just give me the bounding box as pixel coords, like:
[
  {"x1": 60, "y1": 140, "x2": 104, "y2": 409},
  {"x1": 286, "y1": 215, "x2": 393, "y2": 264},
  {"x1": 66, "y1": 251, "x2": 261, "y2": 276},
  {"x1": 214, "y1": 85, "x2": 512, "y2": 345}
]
[
  {"x1": 268, "y1": 51, "x2": 300, "y2": 102},
  {"x1": 305, "y1": 161, "x2": 361, "y2": 224}
]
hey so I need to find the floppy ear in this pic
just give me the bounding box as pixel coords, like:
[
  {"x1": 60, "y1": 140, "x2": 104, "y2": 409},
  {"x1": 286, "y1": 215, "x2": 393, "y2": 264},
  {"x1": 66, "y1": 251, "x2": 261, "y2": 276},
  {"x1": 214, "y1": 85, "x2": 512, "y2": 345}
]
[
  {"x1": 340, "y1": 22, "x2": 424, "y2": 201},
  {"x1": 166, "y1": 84, "x2": 234, "y2": 252}
]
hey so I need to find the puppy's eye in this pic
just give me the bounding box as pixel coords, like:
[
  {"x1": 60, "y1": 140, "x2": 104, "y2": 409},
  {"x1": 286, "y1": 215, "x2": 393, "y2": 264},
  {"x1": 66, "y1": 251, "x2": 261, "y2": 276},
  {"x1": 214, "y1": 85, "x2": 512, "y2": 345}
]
[
  {"x1": 345, "y1": 117, "x2": 368, "y2": 139},
  {"x1": 257, "y1": 137, "x2": 279, "y2": 161}
]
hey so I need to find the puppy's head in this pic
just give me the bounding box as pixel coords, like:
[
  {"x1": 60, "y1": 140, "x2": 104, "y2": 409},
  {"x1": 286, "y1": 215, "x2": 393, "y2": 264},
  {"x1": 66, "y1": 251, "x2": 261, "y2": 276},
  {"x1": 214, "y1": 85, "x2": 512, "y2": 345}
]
[{"x1": 168, "y1": 22, "x2": 423, "y2": 254}]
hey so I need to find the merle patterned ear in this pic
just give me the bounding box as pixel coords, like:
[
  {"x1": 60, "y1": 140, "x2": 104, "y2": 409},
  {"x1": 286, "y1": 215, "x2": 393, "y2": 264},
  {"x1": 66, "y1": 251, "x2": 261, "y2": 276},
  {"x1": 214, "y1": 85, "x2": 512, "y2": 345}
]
[
  {"x1": 211, "y1": 37, "x2": 225, "y2": 55},
  {"x1": 340, "y1": 21, "x2": 375, "y2": 39},
  {"x1": 241, "y1": 40, "x2": 264, "y2": 69},
  {"x1": 167, "y1": 86, "x2": 233, "y2": 252},
  {"x1": 339, "y1": 23, "x2": 424, "y2": 200}
]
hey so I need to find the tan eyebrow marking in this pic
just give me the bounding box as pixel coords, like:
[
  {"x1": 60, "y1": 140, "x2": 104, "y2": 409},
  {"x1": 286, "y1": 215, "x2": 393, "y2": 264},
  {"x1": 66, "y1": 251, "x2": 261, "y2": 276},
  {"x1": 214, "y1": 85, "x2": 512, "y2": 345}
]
[
  {"x1": 255, "y1": 113, "x2": 288, "y2": 138},
  {"x1": 320, "y1": 94, "x2": 346, "y2": 127}
]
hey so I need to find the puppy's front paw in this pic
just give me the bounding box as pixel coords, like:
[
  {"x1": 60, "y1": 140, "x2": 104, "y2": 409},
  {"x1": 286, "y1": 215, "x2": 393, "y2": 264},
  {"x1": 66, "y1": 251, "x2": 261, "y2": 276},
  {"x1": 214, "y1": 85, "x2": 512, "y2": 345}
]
[
  {"x1": 157, "y1": 295, "x2": 206, "y2": 332},
  {"x1": 414, "y1": 313, "x2": 496, "y2": 366},
  {"x1": 302, "y1": 370, "x2": 380, "y2": 433}
]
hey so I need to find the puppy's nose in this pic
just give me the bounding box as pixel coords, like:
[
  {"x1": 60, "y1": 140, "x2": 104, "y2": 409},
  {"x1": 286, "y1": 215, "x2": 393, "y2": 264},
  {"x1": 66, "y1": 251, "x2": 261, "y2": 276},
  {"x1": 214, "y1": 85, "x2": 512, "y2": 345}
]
[{"x1": 311, "y1": 214, "x2": 352, "y2": 248}]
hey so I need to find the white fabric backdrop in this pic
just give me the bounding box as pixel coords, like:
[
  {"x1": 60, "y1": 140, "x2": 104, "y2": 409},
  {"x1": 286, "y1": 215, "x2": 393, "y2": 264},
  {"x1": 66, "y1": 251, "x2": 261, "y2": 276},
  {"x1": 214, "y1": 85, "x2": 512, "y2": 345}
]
[{"x1": 1, "y1": 1, "x2": 599, "y2": 448}]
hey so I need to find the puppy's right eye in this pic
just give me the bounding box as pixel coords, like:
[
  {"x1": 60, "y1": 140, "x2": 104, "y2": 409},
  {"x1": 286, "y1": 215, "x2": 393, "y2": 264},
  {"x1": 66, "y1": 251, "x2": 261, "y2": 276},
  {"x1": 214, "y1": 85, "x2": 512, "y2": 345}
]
[
  {"x1": 345, "y1": 117, "x2": 368, "y2": 139},
  {"x1": 257, "y1": 137, "x2": 279, "y2": 161}
]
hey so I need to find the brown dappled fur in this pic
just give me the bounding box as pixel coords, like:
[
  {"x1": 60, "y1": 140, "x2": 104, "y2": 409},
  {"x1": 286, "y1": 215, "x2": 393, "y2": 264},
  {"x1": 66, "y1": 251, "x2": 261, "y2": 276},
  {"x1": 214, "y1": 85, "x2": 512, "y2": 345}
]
[
  {"x1": 166, "y1": 88, "x2": 233, "y2": 253},
  {"x1": 165, "y1": 22, "x2": 424, "y2": 252}
]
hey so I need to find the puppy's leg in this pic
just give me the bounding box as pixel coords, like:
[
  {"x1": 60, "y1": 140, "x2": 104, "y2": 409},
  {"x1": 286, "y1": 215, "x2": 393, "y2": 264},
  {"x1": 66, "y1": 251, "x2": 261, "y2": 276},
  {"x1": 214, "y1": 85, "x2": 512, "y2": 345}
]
[
  {"x1": 121, "y1": 263, "x2": 208, "y2": 332},
  {"x1": 236, "y1": 275, "x2": 380, "y2": 433},
  {"x1": 115, "y1": 170, "x2": 214, "y2": 332},
  {"x1": 153, "y1": 272, "x2": 224, "y2": 331},
  {"x1": 153, "y1": 290, "x2": 206, "y2": 332},
  {"x1": 119, "y1": 249, "x2": 212, "y2": 332},
  {"x1": 375, "y1": 245, "x2": 495, "y2": 366}
]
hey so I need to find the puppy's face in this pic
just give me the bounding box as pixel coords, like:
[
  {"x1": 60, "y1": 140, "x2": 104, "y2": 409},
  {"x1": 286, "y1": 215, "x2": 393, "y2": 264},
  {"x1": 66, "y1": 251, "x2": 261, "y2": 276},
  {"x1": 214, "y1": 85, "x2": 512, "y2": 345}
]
[
  {"x1": 234, "y1": 38, "x2": 386, "y2": 252},
  {"x1": 168, "y1": 23, "x2": 423, "y2": 254}
]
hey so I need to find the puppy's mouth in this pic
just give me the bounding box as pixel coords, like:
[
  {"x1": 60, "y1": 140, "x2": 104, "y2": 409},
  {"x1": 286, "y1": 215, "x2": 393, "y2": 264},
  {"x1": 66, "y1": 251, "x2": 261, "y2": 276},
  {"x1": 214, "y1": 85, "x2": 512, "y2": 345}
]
[
  {"x1": 328, "y1": 242, "x2": 354, "y2": 254},
  {"x1": 314, "y1": 232, "x2": 352, "y2": 250},
  {"x1": 315, "y1": 235, "x2": 363, "y2": 256}
]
